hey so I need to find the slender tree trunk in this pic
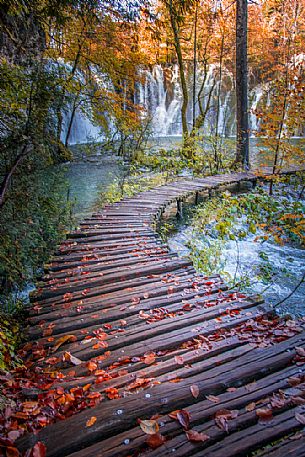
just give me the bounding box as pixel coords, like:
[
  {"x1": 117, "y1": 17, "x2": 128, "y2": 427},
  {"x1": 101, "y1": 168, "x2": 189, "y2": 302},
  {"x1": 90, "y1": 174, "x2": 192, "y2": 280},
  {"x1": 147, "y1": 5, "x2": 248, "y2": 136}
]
[
  {"x1": 168, "y1": 0, "x2": 189, "y2": 140},
  {"x1": 214, "y1": 33, "x2": 225, "y2": 170},
  {"x1": 192, "y1": 3, "x2": 198, "y2": 130},
  {"x1": 236, "y1": 0, "x2": 250, "y2": 169},
  {"x1": 65, "y1": 96, "x2": 80, "y2": 147}
]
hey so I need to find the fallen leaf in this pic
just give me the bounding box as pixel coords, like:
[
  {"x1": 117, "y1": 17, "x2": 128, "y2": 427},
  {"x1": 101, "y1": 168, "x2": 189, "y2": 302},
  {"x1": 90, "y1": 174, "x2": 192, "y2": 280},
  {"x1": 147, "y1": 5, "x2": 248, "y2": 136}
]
[
  {"x1": 288, "y1": 376, "x2": 301, "y2": 386},
  {"x1": 4, "y1": 446, "x2": 19, "y2": 457},
  {"x1": 215, "y1": 409, "x2": 239, "y2": 432},
  {"x1": 206, "y1": 395, "x2": 220, "y2": 404},
  {"x1": 185, "y1": 430, "x2": 210, "y2": 442},
  {"x1": 53, "y1": 335, "x2": 76, "y2": 352},
  {"x1": 139, "y1": 419, "x2": 159, "y2": 435},
  {"x1": 190, "y1": 384, "x2": 200, "y2": 399},
  {"x1": 245, "y1": 402, "x2": 256, "y2": 412},
  {"x1": 86, "y1": 416, "x2": 97, "y2": 427},
  {"x1": 177, "y1": 410, "x2": 190, "y2": 430},
  {"x1": 87, "y1": 361, "x2": 98, "y2": 372},
  {"x1": 32, "y1": 442, "x2": 47, "y2": 457},
  {"x1": 256, "y1": 408, "x2": 273, "y2": 422},
  {"x1": 105, "y1": 387, "x2": 120, "y2": 399},
  {"x1": 144, "y1": 353, "x2": 156, "y2": 365},
  {"x1": 146, "y1": 433, "x2": 165, "y2": 449},
  {"x1": 63, "y1": 351, "x2": 82, "y2": 366},
  {"x1": 295, "y1": 347, "x2": 305, "y2": 357}
]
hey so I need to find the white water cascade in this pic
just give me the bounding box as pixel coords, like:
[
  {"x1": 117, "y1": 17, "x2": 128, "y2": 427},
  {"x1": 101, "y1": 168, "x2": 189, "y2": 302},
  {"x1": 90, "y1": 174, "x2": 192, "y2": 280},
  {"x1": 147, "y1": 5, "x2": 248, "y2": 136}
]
[{"x1": 62, "y1": 63, "x2": 266, "y2": 144}]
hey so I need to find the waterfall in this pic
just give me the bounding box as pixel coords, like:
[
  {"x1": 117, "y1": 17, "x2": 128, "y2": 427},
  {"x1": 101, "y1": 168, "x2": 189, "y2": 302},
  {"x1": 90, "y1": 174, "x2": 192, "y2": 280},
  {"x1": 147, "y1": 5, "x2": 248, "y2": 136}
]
[
  {"x1": 137, "y1": 63, "x2": 265, "y2": 138},
  {"x1": 62, "y1": 63, "x2": 268, "y2": 144},
  {"x1": 61, "y1": 108, "x2": 104, "y2": 145}
]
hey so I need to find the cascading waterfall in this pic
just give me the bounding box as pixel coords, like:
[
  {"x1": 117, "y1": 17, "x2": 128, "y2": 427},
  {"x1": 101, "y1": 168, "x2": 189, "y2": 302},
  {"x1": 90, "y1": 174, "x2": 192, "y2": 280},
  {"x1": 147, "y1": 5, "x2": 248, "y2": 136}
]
[{"x1": 62, "y1": 63, "x2": 267, "y2": 144}]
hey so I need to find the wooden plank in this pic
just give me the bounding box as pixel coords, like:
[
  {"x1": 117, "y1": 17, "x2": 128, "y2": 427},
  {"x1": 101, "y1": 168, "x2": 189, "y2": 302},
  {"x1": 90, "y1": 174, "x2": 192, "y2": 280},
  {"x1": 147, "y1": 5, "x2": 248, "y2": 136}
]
[{"x1": 16, "y1": 334, "x2": 305, "y2": 456}]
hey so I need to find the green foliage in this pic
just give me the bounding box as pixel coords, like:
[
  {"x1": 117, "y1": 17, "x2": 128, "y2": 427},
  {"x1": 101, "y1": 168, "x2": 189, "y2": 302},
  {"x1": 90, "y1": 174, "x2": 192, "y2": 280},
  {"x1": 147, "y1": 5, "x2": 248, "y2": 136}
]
[
  {"x1": 0, "y1": 168, "x2": 73, "y2": 300},
  {"x1": 182, "y1": 182, "x2": 304, "y2": 288},
  {"x1": 0, "y1": 314, "x2": 23, "y2": 371},
  {"x1": 191, "y1": 187, "x2": 305, "y2": 246},
  {"x1": 96, "y1": 169, "x2": 170, "y2": 207}
]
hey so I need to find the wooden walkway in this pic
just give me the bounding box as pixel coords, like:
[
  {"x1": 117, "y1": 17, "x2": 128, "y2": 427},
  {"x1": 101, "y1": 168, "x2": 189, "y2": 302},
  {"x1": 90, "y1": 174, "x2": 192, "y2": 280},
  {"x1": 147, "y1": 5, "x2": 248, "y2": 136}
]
[{"x1": 16, "y1": 171, "x2": 305, "y2": 456}]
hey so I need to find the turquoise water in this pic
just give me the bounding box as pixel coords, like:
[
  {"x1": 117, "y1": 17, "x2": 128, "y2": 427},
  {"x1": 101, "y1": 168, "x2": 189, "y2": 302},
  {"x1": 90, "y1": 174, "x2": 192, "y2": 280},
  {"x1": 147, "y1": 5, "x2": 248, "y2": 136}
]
[{"x1": 62, "y1": 157, "x2": 123, "y2": 220}]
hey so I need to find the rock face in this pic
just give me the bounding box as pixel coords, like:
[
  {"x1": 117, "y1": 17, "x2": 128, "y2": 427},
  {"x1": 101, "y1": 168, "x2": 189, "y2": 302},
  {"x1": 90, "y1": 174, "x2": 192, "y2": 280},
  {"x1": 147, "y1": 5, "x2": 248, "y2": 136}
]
[{"x1": 0, "y1": 2, "x2": 45, "y2": 63}]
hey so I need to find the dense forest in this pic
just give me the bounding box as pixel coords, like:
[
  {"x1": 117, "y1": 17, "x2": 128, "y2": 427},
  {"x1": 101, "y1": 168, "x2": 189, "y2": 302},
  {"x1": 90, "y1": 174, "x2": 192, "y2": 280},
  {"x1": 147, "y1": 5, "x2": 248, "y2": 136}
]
[{"x1": 0, "y1": 1, "x2": 305, "y2": 455}]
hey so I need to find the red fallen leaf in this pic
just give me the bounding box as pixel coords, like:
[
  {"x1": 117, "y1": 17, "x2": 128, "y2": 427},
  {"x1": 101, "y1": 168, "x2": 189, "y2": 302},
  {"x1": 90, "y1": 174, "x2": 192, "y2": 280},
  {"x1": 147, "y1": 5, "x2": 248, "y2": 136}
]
[
  {"x1": 104, "y1": 323, "x2": 112, "y2": 330},
  {"x1": 146, "y1": 433, "x2": 166, "y2": 449},
  {"x1": 206, "y1": 395, "x2": 220, "y2": 403},
  {"x1": 23, "y1": 442, "x2": 46, "y2": 457},
  {"x1": 87, "y1": 361, "x2": 98, "y2": 372},
  {"x1": 32, "y1": 442, "x2": 47, "y2": 457},
  {"x1": 93, "y1": 341, "x2": 108, "y2": 350},
  {"x1": 53, "y1": 334, "x2": 77, "y2": 352},
  {"x1": 186, "y1": 430, "x2": 210, "y2": 442},
  {"x1": 86, "y1": 416, "x2": 97, "y2": 427},
  {"x1": 295, "y1": 412, "x2": 305, "y2": 425},
  {"x1": 105, "y1": 387, "x2": 120, "y2": 399},
  {"x1": 45, "y1": 356, "x2": 59, "y2": 365},
  {"x1": 177, "y1": 410, "x2": 190, "y2": 430},
  {"x1": 167, "y1": 286, "x2": 175, "y2": 294},
  {"x1": 190, "y1": 384, "x2": 200, "y2": 399},
  {"x1": 43, "y1": 323, "x2": 55, "y2": 337},
  {"x1": 295, "y1": 347, "x2": 305, "y2": 357},
  {"x1": 182, "y1": 303, "x2": 193, "y2": 311},
  {"x1": 215, "y1": 409, "x2": 239, "y2": 432},
  {"x1": 139, "y1": 310, "x2": 150, "y2": 319},
  {"x1": 128, "y1": 377, "x2": 153, "y2": 390},
  {"x1": 168, "y1": 410, "x2": 179, "y2": 420},
  {"x1": 175, "y1": 355, "x2": 184, "y2": 365},
  {"x1": 63, "y1": 293, "x2": 73, "y2": 302},
  {"x1": 256, "y1": 408, "x2": 273, "y2": 422},
  {"x1": 144, "y1": 353, "x2": 156, "y2": 365},
  {"x1": 288, "y1": 376, "x2": 301, "y2": 386},
  {"x1": 5, "y1": 446, "x2": 20, "y2": 457}
]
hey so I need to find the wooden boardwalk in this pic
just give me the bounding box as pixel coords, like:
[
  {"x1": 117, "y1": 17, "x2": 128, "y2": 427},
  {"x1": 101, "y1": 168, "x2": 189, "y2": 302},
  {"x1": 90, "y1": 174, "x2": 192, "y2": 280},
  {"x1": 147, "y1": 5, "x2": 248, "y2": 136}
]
[{"x1": 16, "y1": 171, "x2": 305, "y2": 456}]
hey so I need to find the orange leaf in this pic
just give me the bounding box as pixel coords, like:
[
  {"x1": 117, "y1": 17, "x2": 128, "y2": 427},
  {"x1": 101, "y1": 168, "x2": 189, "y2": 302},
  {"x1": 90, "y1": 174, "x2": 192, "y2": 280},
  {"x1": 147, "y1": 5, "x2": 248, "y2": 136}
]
[
  {"x1": 53, "y1": 335, "x2": 76, "y2": 352},
  {"x1": 86, "y1": 416, "x2": 97, "y2": 427},
  {"x1": 138, "y1": 419, "x2": 159, "y2": 435}
]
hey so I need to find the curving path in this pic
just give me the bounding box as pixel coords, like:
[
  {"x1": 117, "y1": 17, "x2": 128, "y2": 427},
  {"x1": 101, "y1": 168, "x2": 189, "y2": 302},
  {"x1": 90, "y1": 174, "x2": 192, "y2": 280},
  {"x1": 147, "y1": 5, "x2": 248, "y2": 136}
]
[{"x1": 17, "y1": 171, "x2": 305, "y2": 456}]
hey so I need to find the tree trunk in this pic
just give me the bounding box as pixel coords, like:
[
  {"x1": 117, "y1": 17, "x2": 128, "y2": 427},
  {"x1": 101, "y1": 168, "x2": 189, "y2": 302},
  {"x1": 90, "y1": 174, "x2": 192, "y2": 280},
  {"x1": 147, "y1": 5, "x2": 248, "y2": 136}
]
[
  {"x1": 192, "y1": 4, "x2": 198, "y2": 130},
  {"x1": 65, "y1": 96, "x2": 80, "y2": 147},
  {"x1": 236, "y1": 0, "x2": 250, "y2": 169},
  {"x1": 168, "y1": 0, "x2": 189, "y2": 141}
]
